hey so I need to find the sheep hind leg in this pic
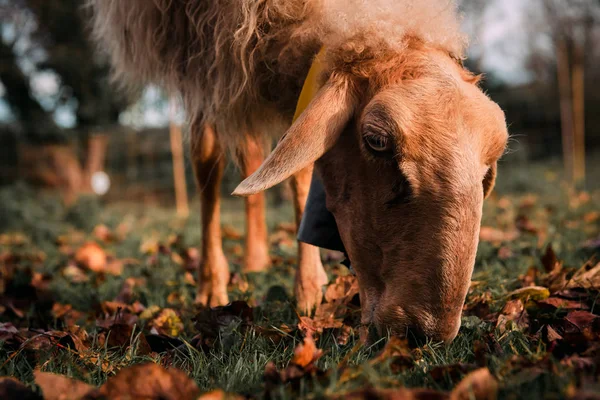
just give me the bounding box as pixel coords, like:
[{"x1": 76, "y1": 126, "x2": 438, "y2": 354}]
[
  {"x1": 191, "y1": 122, "x2": 229, "y2": 307},
  {"x1": 291, "y1": 164, "x2": 328, "y2": 314},
  {"x1": 240, "y1": 137, "x2": 270, "y2": 273}
]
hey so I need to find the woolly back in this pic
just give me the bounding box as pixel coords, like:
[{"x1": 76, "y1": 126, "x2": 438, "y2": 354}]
[{"x1": 88, "y1": 0, "x2": 466, "y2": 154}]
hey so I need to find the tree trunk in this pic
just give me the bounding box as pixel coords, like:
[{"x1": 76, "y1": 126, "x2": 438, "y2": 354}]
[
  {"x1": 555, "y1": 37, "x2": 575, "y2": 185},
  {"x1": 571, "y1": 34, "x2": 586, "y2": 188}
]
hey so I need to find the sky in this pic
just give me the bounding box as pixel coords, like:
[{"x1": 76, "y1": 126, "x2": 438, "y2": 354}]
[
  {"x1": 467, "y1": 0, "x2": 533, "y2": 85},
  {"x1": 0, "y1": 0, "x2": 537, "y2": 130}
]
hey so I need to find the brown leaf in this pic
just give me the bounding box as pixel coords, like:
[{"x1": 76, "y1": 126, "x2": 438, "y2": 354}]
[
  {"x1": 291, "y1": 334, "x2": 323, "y2": 368},
  {"x1": 34, "y1": 370, "x2": 94, "y2": 400},
  {"x1": 497, "y1": 246, "x2": 513, "y2": 260},
  {"x1": 325, "y1": 275, "x2": 359, "y2": 304},
  {"x1": 298, "y1": 312, "x2": 344, "y2": 337},
  {"x1": 149, "y1": 308, "x2": 184, "y2": 337},
  {"x1": 464, "y1": 291, "x2": 494, "y2": 320},
  {"x1": 429, "y1": 363, "x2": 479, "y2": 383},
  {"x1": 274, "y1": 222, "x2": 297, "y2": 235},
  {"x1": 62, "y1": 264, "x2": 89, "y2": 283},
  {"x1": 567, "y1": 261, "x2": 600, "y2": 289},
  {"x1": 183, "y1": 248, "x2": 201, "y2": 272},
  {"x1": 74, "y1": 242, "x2": 107, "y2": 273},
  {"x1": 264, "y1": 334, "x2": 325, "y2": 389},
  {"x1": 115, "y1": 277, "x2": 146, "y2": 304},
  {"x1": 183, "y1": 272, "x2": 196, "y2": 286},
  {"x1": 197, "y1": 389, "x2": 244, "y2": 400},
  {"x1": 222, "y1": 225, "x2": 243, "y2": 240},
  {"x1": 228, "y1": 272, "x2": 249, "y2": 293},
  {"x1": 336, "y1": 324, "x2": 353, "y2": 345},
  {"x1": 479, "y1": 226, "x2": 519, "y2": 243},
  {"x1": 342, "y1": 387, "x2": 449, "y2": 400},
  {"x1": 518, "y1": 266, "x2": 539, "y2": 287},
  {"x1": 450, "y1": 368, "x2": 498, "y2": 400},
  {"x1": 536, "y1": 297, "x2": 589, "y2": 311},
  {"x1": 515, "y1": 214, "x2": 538, "y2": 234},
  {"x1": 104, "y1": 259, "x2": 124, "y2": 276},
  {"x1": 105, "y1": 323, "x2": 142, "y2": 351},
  {"x1": 94, "y1": 363, "x2": 200, "y2": 400},
  {"x1": 541, "y1": 245, "x2": 561, "y2": 273},
  {"x1": 565, "y1": 311, "x2": 598, "y2": 332},
  {"x1": 93, "y1": 224, "x2": 116, "y2": 243},
  {"x1": 0, "y1": 322, "x2": 19, "y2": 343},
  {"x1": 496, "y1": 299, "x2": 529, "y2": 334},
  {"x1": 19, "y1": 330, "x2": 87, "y2": 353},
  {"x1": 0, "y1": 377, "x2": 41, "y2": 400},
  {"x1": 370, "y1": 337, "x2": 415, "y2": 373},
  {"x1": 194, "y1": 301, "x2": 253, "y2": 339},
  {"x1": 584, "y1": 211, "x2": 600, "y2": 223},
  {"x1": 545, "y1": 325, "x2": 563, "y2": 342}
]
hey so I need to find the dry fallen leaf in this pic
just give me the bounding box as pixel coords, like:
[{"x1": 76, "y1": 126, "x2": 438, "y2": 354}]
[
  {"x1": 450, "y1": 368, "x2": 498, "y2": 400},
  {"x1": 62, "y1": 263, "x2": 89, "y2": 283},
  {"x1": 341, "y1": 387, "x2": 448, "y2": 399},
  {"x1": 264, "y1": 334, "x2": 325, "y2": 390},
  {"x1": 291, "y1": 334, "x2": 323, "y2": 368},
  {"x1": 194, "y1": 301, "x2": 253, "y2": 340},
  {"x1": 567, "y1": 261, "x2": 600, "y2": 289},
  {"x1": 222, "y1": 225, "x2": 243, "y2": 240},
  {"x1": 150, "y1": 308, "x2": 184, "y2": 337},
  {"x1": 34, "y1": 370, "x2": 94, "y2": 400},
  {"x1": 93, "y1": 363, "x2": 201, "y2": 400},
  {"x1": 507, "y1": 286, "x2": 550, "y2": 303},
  {"x1": 93, "y1": 224, "x2": 115, "y2": 242},
  {"x1": 496, "y1": 299, "x2": 529, "y2": 334},
  {"x1": 325, "y1": 275, "x2": 359, "y2": 304},
  {"x1": 370, "y1": 337, "x2": 416, "y2": 373},
  {"x1": 197, "y1": 389, "x2": 244, "y2": 400},
  {"x1": 546, "y1": 325, "x2": 563, "y2": 342},
  {"x1": 74, "y1": 242, "x2": 107, "y2": 273},
  {"x1": 0, "y1": 377, "x2": 40, "y2": 400},
  {"x1": 541, "y1": 245, "x2": 561, "y2": 273},
  {"x1": 479, "y1": 226, "x2": 519, "y2": 243}
]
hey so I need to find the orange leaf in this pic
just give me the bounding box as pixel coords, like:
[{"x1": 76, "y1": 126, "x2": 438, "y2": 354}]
[
  {"x1": 450, "y1": 368, "x2": 498, "y2": 400},
  {"x1": 74, "y1": 242, "x2": 107, "y2": 272},
  {"x1": 34, "y1": 370, "x2": 94, "y2": 400},
  {"x1": 291, "y1": 335, "x2": 323, "y2": 368},
  {"x1": 95, "y1": 363, "x2": 200, "y2": 400}
]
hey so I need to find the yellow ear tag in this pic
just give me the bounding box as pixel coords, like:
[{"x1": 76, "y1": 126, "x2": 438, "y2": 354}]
[{"x1": 292, "y1": 48, "x2": 325, "y2": 123}]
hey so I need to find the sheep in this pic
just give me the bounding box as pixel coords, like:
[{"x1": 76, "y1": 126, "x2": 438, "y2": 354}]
[{"x1": 89, "y1": 0, "x2": 508, "y2": 343}]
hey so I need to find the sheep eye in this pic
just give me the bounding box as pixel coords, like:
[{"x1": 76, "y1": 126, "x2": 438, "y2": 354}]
[{"x1": 364, "y1": 134, "x2": 393, "y2": 153}]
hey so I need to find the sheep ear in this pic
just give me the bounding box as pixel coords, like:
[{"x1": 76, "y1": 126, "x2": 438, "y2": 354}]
[
  {"x1": 483, "y1": 162, "x2": 497, "y2": 199},
  {"x1": 232, "y1": 76, "x2": 356, "y2": 196}
]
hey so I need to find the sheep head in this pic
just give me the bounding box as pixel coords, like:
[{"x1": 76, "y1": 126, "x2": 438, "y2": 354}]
[{"x1": 235, "y1": 42, "x2": 508, "y2": 344}]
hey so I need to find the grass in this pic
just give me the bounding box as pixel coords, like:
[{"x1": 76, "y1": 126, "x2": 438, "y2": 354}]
[{"x1": 0, "y1": 156, "x2": 599, "y2": 399}]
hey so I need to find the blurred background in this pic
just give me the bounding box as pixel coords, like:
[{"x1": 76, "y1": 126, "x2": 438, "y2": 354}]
[{"x1": 0, "y1": 0, "x2": 599, "y2": 215}]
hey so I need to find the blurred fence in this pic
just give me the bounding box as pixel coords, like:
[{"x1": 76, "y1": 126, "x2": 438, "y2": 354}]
[{"x1": 0, "y1": 126, "x2": 290, "y2": 207}]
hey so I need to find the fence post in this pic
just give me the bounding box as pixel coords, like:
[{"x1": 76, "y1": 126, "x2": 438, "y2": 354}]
[{"x1": 169, "y1": 98, "x2": 189, "y2": 218}]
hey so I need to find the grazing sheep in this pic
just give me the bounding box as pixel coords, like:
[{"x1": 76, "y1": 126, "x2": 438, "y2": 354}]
[{"x1": 89, "y1": 0, "x2": 508, "y2": 343}]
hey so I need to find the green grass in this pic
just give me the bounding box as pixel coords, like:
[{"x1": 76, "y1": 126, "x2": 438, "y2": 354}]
[{"x1": 0, "y1": 156, "x2": 599, "y2": 399}]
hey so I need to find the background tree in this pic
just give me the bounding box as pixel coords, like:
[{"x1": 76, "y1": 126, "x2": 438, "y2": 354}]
[
  {"x1": 0, "y1": 0, "x2": 132, "y2": 198},
  {"x1": 528, "y1": 0, "x2": 600, "y2": 187}
]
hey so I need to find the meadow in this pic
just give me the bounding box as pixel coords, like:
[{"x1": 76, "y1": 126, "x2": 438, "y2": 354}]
[{"x1": 0, "y1": 157, "x2": 599, "y2": 399}]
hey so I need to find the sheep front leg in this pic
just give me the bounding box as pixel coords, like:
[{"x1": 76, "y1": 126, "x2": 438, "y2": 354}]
[
  {"x1": 291, "y1": 164, "x2": 328, "y2": 313},
  {"x1": 191, "y1": 123, "x2": 229, "y2": 307},
  {"x1": 241, "y1": 137, "x2": 270, "y2": 272}
]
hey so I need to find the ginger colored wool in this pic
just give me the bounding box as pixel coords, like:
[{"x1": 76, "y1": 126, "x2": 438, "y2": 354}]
[{"x1": 89, "y1": 0, "x2": 508, "y2": 343}]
